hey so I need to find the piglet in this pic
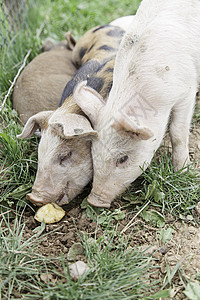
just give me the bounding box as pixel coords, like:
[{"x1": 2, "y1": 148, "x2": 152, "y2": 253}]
[
  {"x1": 13, "y1": 33, "x2": 77, "y2": 124},
  {"x1": 74, "y1": 0, "x2": 200, "y2": 208}
]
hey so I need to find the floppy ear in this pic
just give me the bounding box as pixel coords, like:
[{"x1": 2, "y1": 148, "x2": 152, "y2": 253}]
[
  {"x1": 17, "y1": 111, "x2": 53, "y2": 139},
  {"x1": 73, "y1": 81, "x2": 105, "y2": 126},
  {"x1": 112, "y1": 113, "x2": 154, "y2": 140},
  {"x1": 49, "y1": 112, "x2": 98, "y2": 140}
]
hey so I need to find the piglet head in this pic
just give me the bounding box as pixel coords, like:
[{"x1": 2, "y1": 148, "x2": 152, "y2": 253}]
[
  {"x1": 18, "y1": 108, "x2": 97, "y2": 206},
  {"x1": 74, "y1": 82, "x2": 156, "y2": 208}
]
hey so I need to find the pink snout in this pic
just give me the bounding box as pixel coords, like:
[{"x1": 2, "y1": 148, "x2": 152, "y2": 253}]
[
  {"x1": 26, "y1": 192, "x2": 69, "y2": 206},
  {"x1": 26, "y1": 193, "x2": 50, "y2": 206}
]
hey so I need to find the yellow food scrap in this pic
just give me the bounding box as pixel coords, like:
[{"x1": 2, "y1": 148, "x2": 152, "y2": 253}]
[{"x1": 34, "y1": 203, "x2": 65, "y2": 224}]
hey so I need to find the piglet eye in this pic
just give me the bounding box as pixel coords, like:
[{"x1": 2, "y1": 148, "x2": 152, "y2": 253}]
[
  {"x1": 116, "y1": 155, "x2": 128, "y2": 166},
  {"x1": 60, "y1": 151, "x2": 72, "y2": 165}
]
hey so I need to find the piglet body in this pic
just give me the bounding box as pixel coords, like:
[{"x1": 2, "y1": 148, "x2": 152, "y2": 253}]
[
  {"x1": 13, "y1": 38, "x2": 77, "y2": 124},
  {"x1": 74, "y1": 0, "x2": 200, "y2": 208}
]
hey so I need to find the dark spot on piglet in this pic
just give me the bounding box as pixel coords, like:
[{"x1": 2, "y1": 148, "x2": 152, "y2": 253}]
[
  {"x1": 59, "y1": 60, "x2": 101, "y2": 106},
  {"x1": 101, "y1": 81, "x2": 113, "y2": 96},
  {"x1": 87, "y1": 43, "x2": 95, "y2": 53},
  {"x1": 79, "y1": 47, "x2": 87, "y2": 59},
  {"x1": 97, "y1": 56, "x2": 115, "y2": 72},
  {"x1": 104, "y1": 67, "x2": 114, "y2": 73},
  {"x1": 92, "y1": 25, "x2": 111, "y2": 33},
  {"x1": 59, "y1": 80, "x2": 75, "y2": 105},
  {"x1": 98, "y1": 45, "x2": 118, "y2": 52},
  {"x1": 107, "y1": 28, "x2": 125, "y2": 37},
  {"x1": 87, "y1": 76, "x2": 104, "y2": 93}
]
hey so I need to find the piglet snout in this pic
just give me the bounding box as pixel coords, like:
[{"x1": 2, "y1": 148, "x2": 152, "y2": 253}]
[
  {"x1": 26, "y1": 193, "x2": 49, "y2": 206},
  {"x1": 56, "y1": 194, "x2": 69, "y2": 206},
  {"x1": 87, "y1": 192, "x2": 111, "y2": 208}
]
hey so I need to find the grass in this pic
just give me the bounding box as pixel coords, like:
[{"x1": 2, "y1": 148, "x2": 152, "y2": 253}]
[
  {"x1": 28, "y1": 0, "x2": 141, "y2": 41},
  {"x1": 0, "y1": 207, "x2": 50, "y2": 298},
  {"x1": 122, "y1": 147, "x2": 200, "y2": 221},
  {"x1": 0, "y1": 0, "x2": 200, "y2": 298},
  {"x1": 0, "y1": 106, "x2": 38, "y2": 206},
  {"x1": 28, "y1": 233, "x2": 156, "y2": 300},
  {"x1": 0, "y1": 206, "x2": 161, "y2": 299}
]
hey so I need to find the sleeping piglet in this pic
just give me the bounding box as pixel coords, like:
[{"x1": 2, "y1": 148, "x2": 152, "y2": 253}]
[{"x1": 13, "y1": 33, "x2": 77, "y2": 124}]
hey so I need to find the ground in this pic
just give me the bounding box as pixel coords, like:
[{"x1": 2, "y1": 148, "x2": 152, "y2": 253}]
[{"x1": 9, "y1": 196, "x2": 200, "y2": 299}]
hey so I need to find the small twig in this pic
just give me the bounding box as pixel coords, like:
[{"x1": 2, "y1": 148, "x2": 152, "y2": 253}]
[
  {"x1": 0, "y1": 210, "x2": 12, "y2": 217},
  {"x1": 0, "y1": 49, "x2": 32, "y2": 112},
  {"x1": 143, "y1": 223, "x2": 158, "y2": 231},
  {"x1": 121, "y1": 200, "x2": 151, "y2": 234}
]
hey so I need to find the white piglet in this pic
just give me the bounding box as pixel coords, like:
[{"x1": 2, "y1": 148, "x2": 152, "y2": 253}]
[{"x1": 74, "y1": 0, "x2": 200, "y2": 208}]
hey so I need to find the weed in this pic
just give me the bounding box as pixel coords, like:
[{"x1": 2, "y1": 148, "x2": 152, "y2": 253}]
[
  {"x1": 0, "y1": 206, "x2": 163, "y2": 299},
  {"x1": 122, "y1": 147, "x2": 200, "y2": 220}
]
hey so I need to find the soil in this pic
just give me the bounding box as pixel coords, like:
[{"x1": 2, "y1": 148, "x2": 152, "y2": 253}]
[{"x1": 2, "y1": 96, "x2": 200, "y2": 299}]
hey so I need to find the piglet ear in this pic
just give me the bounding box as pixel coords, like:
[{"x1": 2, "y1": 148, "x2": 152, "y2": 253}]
[
  {"x1": 49, "y1": 113, "x2": 98, "y2": 140},
  {"x1": 73, "y1": 81, "x2": 105, "y2": 126},
  {"x1": 112, "y1": 114, "x2": 154, "y2": 140},
  {"x1": 17, "y1": 111, "x2": 53, "y2": 139},
  {"x1": 65, "y1": 32, "x2": 76, "y2": 50}
]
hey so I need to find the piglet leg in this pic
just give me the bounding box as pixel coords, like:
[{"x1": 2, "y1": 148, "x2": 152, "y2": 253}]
[{"x1": 170, "y1": 92, "x2": 196, "y2": 171}]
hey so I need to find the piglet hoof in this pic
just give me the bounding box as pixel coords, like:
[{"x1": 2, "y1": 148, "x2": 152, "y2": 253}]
[{"x1": 87, "y1": 195, "x2": 111, "y2": 208}]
